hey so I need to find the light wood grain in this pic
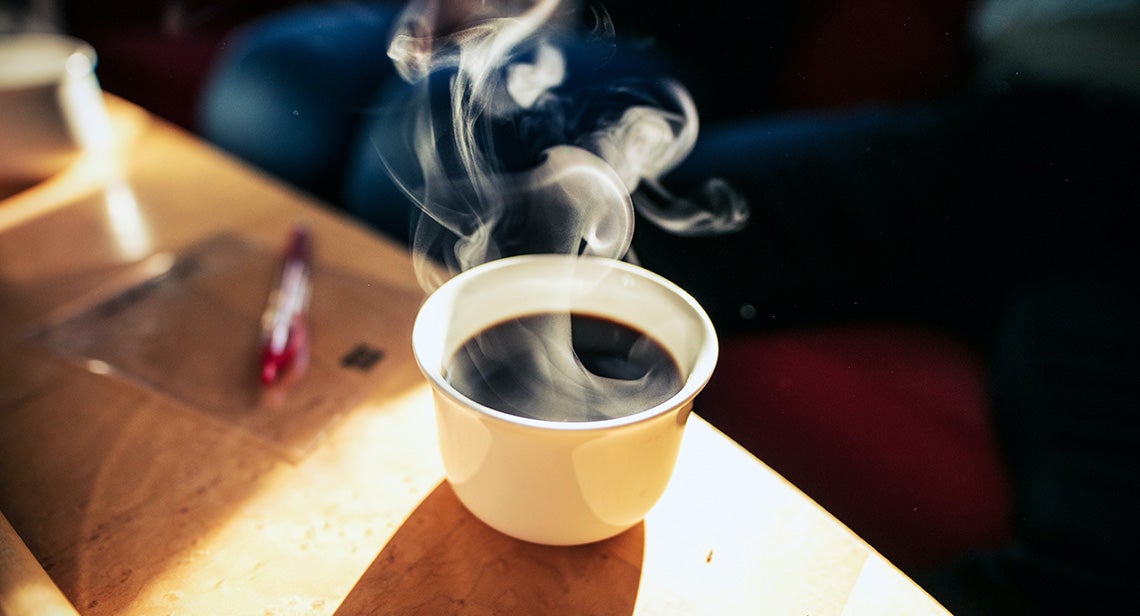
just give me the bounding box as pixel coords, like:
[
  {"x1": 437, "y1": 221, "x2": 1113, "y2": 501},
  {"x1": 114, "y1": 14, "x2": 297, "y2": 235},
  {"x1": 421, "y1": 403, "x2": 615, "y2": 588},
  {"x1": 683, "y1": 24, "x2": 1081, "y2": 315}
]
[{"x1": 0, "y1": 95, "x2": 948, "y2": 615}]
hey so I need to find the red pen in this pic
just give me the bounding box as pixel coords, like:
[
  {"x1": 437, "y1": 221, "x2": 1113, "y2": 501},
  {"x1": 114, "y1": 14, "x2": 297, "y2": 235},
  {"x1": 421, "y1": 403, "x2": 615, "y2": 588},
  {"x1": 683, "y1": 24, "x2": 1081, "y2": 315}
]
[{"x1": 259, "y1": 224, "x2": 312, "y2": 386}]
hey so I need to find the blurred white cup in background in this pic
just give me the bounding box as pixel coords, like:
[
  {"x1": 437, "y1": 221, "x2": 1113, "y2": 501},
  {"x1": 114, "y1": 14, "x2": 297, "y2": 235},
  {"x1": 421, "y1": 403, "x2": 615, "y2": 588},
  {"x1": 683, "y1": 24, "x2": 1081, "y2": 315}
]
[{"x1": 0, "y1": 33, "x2": 112, "y2": 182}]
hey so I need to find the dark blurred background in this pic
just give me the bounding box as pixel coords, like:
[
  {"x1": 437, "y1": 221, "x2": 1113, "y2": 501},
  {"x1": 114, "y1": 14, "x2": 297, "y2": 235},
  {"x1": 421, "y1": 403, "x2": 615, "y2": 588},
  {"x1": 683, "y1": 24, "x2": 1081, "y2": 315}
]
[{"x1": 4, "y1": 0, "x2": 977, "y2": 133}]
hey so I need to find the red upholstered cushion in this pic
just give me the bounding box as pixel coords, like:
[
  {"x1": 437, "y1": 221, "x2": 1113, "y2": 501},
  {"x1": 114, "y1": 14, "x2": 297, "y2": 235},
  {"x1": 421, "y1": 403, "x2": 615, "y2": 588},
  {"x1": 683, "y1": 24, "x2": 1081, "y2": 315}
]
[{"x1": 695, "y1": 325, "x2": 1012, "y2": 571}]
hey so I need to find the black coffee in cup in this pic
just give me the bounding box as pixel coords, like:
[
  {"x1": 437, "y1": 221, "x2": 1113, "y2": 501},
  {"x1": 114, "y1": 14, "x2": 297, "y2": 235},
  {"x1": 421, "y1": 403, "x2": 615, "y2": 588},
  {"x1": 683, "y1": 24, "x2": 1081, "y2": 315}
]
[{"x1": 445, "y1": 312, "x2": 683, "y2": 421}]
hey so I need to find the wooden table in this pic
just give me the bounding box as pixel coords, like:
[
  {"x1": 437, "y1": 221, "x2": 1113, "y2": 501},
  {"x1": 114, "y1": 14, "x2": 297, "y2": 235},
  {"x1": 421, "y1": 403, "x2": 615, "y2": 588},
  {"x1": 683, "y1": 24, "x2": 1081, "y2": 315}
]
[{"x1": 0, "y1": 96, "x2": 950, "y2": 615}]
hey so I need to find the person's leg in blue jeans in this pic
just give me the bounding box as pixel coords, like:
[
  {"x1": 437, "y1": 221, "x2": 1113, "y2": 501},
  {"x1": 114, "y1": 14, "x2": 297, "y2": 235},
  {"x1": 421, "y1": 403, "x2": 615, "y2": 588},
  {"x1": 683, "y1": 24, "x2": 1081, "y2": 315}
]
[
  {"x1": 199, "y1": 1, "x2": 677, "y2": 244},
  {"x1": 631, "y1": 99, "x2": 982, "y2": 335},
  {"x1": 197, "y1": 3, "x2": 402, "y2": 208}
]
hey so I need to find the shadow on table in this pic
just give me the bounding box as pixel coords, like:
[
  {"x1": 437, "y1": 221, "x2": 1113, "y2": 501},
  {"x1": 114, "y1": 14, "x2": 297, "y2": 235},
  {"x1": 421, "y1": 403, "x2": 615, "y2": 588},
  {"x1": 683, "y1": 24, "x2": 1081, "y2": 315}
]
[{"x1": 336, "y1": 481, "x2": 645, "y2": 615}]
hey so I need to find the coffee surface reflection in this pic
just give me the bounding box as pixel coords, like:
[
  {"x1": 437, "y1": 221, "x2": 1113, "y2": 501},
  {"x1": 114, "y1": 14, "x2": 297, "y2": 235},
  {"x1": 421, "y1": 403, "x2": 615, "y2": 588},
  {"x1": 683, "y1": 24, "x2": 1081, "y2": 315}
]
[{"x1": 445, "y1": 312, "x2": 683, "y2": 422}]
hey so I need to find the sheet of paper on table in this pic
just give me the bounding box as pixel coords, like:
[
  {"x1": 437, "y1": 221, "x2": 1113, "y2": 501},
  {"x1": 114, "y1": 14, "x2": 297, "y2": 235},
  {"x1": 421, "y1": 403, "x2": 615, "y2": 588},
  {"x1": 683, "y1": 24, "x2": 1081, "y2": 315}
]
[{"x1": 29, "y1": 233, "x2": 424, "y2": 462}]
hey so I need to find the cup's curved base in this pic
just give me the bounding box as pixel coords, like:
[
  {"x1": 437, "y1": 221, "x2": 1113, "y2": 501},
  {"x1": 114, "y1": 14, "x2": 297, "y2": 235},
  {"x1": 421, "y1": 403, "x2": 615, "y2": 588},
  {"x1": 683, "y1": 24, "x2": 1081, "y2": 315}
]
[{"x1": 450, "y1": 480, "x2": 639, "y2": 546}]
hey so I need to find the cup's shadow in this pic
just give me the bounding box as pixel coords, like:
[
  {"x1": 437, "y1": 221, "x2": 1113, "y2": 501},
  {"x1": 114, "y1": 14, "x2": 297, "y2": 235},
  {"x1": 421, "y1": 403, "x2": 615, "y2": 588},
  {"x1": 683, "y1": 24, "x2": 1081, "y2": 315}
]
[{"x1": 335, "y1": 480, "x2": 645, "y2": 615}]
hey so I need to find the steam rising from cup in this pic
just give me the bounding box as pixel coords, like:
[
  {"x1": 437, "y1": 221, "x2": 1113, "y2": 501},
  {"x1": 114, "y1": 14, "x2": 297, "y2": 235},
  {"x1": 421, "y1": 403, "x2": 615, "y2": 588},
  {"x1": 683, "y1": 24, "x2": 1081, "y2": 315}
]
[{"x1": 381, "y1": 0, "x2": 749, "y2": 291}]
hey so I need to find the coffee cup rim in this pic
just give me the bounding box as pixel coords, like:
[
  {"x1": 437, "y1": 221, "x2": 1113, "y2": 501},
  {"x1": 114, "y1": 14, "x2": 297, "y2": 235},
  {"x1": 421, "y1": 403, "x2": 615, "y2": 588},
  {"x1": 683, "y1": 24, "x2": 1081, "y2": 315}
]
[
  {"x1": 412, "y1": 254, "x2": 719, "y2": 431},
  {"x1": 0, "y1": 33, "x2": 97, "y2": 90}
]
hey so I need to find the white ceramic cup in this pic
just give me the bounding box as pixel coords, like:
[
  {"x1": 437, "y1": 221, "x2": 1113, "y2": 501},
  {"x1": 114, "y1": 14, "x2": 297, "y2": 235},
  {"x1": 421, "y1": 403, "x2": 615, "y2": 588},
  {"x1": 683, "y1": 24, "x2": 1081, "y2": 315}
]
[
  {"x1": 412, "y1": 254, "x2": 718, "y2": 545},
  {"x1": 0, "y1": 33, "x2": 112, "y2": 182}
]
